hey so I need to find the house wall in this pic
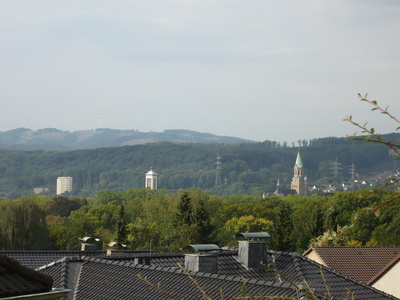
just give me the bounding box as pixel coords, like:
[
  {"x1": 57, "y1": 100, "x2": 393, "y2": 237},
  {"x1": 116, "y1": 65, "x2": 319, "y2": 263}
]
[
  {"x1": 372, "y1": 260, "x2": 400, "y2": 298},
  {"x1": 304, "y1": 250, "x2": 325, "y2": 266}
]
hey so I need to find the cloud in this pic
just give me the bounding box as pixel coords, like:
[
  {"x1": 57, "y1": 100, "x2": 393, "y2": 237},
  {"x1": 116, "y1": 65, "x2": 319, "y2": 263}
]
[{"x1": 1, "y1": 0, "x2": 400, "y2": 141}]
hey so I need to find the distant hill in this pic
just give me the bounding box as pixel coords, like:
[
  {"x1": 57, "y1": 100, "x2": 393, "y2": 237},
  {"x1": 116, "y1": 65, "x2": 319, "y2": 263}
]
[
  {"x1": 0, "y1": 133, "x2": 398, "y2": 198},
  {"x1": 0, "y1": 128, "x2": 253, "y2": 150}
]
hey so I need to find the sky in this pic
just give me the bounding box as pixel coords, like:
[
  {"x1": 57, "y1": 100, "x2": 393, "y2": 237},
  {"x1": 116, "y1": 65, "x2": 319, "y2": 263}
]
[{"x1": 1, "y1": 0, "x2": 400, "y2": 143}]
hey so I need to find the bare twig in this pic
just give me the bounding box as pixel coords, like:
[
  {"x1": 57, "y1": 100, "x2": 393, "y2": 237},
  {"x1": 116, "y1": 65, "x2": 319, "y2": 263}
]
[
  {"x1": 177, "y1": 263, "x2": 212, "y2": 300},
  {"x1": 319, "y1": 269, "x2": 331, "y2": 299},
  {"x1": 357, "y1": 93, "x2": 400, "y2": 126},
  {"x1": 340, "y1": 94, "x2": 400, "y2": 239}
]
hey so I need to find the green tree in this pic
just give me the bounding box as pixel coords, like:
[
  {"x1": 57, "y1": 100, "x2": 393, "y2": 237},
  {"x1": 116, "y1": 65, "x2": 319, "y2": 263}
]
[
  {"x1": 115, "y1": 205, "x2": 127, "y2": 247},
  {"x1": 222, "y1": 215, "x2": 273, "y2": 246},
  {"x1": 127, "y1": 218, "x2": 161, "y2": 250},
  {"x1": 192, "y1": 199, "x2": 215, "y2": 244},
  {"x1": 174, "y1": 192, "x2": 194, "y2": 227},
  {"x1": 271, "y1": 203, "x2": 294, "y2": 251},
  {"x1": 0, "y1": 198, "x2": 49, "y2": 250}
]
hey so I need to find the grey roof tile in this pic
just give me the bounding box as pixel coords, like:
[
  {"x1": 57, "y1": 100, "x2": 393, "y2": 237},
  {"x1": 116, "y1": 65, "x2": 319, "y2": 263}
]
[{"x1": 7, "y1": 249, "x2": 400, "y2": 300}]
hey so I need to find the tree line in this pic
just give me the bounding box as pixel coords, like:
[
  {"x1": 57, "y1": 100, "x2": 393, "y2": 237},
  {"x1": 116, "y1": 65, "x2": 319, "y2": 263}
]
[{"x1": 1, "y1": 188, "x2": 399, "y2": 252}]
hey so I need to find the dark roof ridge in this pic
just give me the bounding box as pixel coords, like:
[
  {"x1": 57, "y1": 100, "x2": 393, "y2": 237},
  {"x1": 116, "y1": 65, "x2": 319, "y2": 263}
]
[
  {"x1": 36, "y1": 256, "x2": 84, "y2": 289},
  {"x1": 291, "y1": 253, "x2": 307, "y2": 285},
  {"x1": 36, "y1": 256, "x2": 81, "y2": 270},
  {"x1": 59, "y1": 259, "x2": 70, "y2": 289}
]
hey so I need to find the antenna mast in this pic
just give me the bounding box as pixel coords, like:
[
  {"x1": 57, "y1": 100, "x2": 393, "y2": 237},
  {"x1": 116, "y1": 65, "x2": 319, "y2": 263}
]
[
  {"x1": 215, "y1": 152, "x2": 222, "y2": 186},
  {"x1": 349, "y1": 163, "x2": 356, "y2": 180}
]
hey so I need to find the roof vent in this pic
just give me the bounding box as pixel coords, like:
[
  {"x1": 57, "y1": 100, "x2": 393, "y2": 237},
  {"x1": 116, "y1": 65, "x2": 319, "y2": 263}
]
[
  {"x1": 134, "y1": 257, "x2": 151, "y2": 265},
  {"x1": 79, "y1": 237, "x2": 100, "y2": 251},
  {"x1": 186, "y1": 244, "x2": 220, "y2": 252},
  {"x1": 235, "y1": 232, "x2": 271, "y2": 240},
  {"x1": 106, "y1": 242, "x2": 127, "y2": 257}
]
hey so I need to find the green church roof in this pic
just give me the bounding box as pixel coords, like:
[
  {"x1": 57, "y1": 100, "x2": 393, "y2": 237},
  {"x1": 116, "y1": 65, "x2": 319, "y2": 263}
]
[{"x1": 295, "y1": 151, "x2": 303, "y2": 167}]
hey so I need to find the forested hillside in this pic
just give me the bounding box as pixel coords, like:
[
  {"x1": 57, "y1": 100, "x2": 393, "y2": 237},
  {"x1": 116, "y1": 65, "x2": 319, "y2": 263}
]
[
  {"x1": 0, "y1": 133, "x2": 398, "y2": 198},
  {"x1": 0, "y1": 128, "x2": 251, "y2": 150}
]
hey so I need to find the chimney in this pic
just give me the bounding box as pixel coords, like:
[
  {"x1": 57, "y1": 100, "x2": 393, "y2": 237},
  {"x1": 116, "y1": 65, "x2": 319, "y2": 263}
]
[
  {"x1": 79, "y1": 237, "x2": 100, "y2": 251},
  {"x1": 238, "y1": 240, "x2": 267, "y2": 269},
  {"x1": 235, "y1": 232, "x2": 270, "y2": 269},
  {"x1": 184, "y1": 254, "x2": 218, "y2": 273},
  {"x1": 106, "y1": 242, "x2": 126, "y2": 256}
]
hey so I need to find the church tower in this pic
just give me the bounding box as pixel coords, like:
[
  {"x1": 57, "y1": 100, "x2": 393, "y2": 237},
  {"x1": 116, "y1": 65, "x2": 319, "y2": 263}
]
[
  {"x1": 291, "y1": 150, "x2": 307, "y2": 196},
  {"x1": 145, "y1": 168, "x2": 158, "y2": 190}
]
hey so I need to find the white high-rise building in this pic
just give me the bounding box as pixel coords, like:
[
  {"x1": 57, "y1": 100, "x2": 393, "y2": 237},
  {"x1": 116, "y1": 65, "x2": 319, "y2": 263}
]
[
  {"x1": 145, "y1": 169, "x2": 158, "y2": 190},
  {"x1": 56, "y1": 176, "x2": 73, "y2": 195}
]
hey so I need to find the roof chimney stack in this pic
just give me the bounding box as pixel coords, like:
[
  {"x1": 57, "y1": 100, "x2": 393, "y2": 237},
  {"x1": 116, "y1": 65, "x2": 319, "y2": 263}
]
[
  {"x1": 236, "y1": 232, "x2": 270, "y2": 269},
  {"x1": 184, "y1": 244, "x2": 219, "y2": 273},
  {"x1": 185, "y1": 254, "x2": 218, "y2": 273}
]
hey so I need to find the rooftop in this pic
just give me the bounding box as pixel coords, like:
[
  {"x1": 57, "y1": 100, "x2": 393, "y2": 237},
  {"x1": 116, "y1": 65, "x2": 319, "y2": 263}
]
[{"x1": 303, "y1": 246, "x2": 400, "y2": 284}]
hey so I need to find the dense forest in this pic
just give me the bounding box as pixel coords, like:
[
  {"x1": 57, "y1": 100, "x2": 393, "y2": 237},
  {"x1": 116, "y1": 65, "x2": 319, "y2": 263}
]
[
  {"x1": 0, "y1": 133, "x2": 399, "y2": 198},
  {"x1": 1, "y1": 189, "x2": 399, "y2": 253}
]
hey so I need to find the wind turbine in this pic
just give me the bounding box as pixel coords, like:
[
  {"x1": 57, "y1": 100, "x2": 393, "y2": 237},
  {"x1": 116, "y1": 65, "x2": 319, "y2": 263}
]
[{"x1": 98, "y1": 114, "x2": 104, "y2": 129}]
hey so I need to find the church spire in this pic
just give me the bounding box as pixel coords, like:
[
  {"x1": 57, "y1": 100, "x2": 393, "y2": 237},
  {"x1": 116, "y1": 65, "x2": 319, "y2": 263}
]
[
  {"x1": 291, "y1": 149, "x2": 307, "y2": 196},
  {"x1": 295, "y1": 149, "x2": 303, "y2": 168}
]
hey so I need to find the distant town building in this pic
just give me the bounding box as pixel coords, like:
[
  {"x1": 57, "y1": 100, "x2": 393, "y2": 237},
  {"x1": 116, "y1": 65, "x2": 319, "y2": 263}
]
[
  {"x1": 273, "y1": 178, "x2": 285, "y2": 197},
  {"x1": 145, "y1": 168, "x2": 158, "y2": 190},
  {"x1": 291, "y1": 150, "x2": 307, "y2": 196},
  {"x1": 33, "y1": 187, "x2": 49, "y2": 195},
  {"x1": 56, "y1": 176, "x2": 73, "y2": 195}
]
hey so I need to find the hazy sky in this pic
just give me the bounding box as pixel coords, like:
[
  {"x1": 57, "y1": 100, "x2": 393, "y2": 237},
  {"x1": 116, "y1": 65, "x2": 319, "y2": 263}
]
[{"x1": 1, "y1": 0, "x2": 400, "y2": 142}]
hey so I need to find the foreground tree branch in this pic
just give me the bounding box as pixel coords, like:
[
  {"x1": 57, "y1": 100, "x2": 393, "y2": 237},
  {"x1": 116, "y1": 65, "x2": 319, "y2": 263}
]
[{"x1": 339, "y1": 93, "x2": 400, "y2": 238}]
